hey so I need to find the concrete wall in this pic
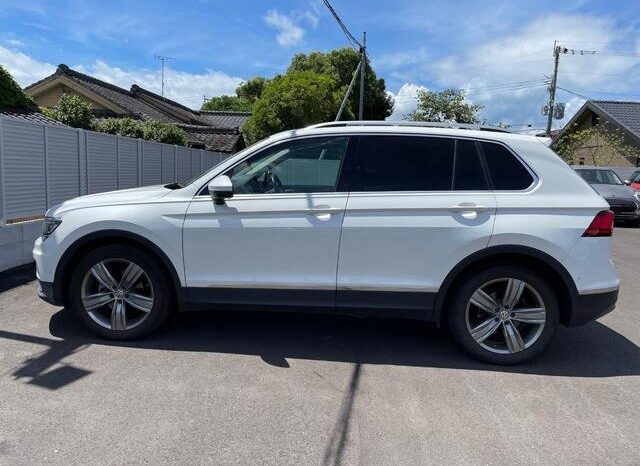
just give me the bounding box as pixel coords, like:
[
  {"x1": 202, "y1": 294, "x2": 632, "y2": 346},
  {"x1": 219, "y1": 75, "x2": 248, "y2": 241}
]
[{"x1": 0, "y1": 220, "x2": 42, "y2": 272}]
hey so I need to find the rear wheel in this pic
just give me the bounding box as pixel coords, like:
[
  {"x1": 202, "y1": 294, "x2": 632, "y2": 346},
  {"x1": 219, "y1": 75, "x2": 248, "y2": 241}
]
[
  {"x1": 69, "y1": 244, "x2": 172, "y2": 339},
  {"x1": 448, "y1": 265, "x2": 559, "y2": 365}
]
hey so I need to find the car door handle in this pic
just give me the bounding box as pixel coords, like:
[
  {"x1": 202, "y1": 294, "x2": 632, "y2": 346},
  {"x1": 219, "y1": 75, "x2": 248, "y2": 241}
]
[
  {"x1": 307, "y1": 205, "x2": 342, "y2": 215},
  {"x1": 448, "y1": 203, "x2": 488, "y2": 213}
]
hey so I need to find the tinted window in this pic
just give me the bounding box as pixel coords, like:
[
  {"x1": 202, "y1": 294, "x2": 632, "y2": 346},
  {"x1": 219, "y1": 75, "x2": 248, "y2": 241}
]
[
  {"x1": 225, "y1": 137, "x2": 349, "y2": 194},
  {"x1": 453, "y1": 139, "x2": 488, "y2": 190},
  {"x1": 481, "y1": 142, "x2": 534, "y2": 190},
  {"x1": 576, "y1": 169, "x2": 623, "y2": 185},
  {"x1": 352, "y1": 136, "x2": 454, "y2": 191}
]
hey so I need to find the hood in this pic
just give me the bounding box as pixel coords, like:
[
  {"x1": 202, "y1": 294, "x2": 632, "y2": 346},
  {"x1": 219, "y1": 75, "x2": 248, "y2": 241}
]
[
  {"x1": 589, "y1": 183, "x2": 636, "y2": 201},
  {"x1": 52, "y1": 184, "x2": 172, "y2": 215}
]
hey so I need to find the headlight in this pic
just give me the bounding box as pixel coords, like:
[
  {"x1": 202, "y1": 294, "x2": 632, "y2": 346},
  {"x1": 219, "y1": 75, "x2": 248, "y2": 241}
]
[
  {"x1": 42, "y1": 216, "x2": 62, "y2": 239},
  {"x1": 634, "y1": 191, "x2": 640, "y2": 202}
]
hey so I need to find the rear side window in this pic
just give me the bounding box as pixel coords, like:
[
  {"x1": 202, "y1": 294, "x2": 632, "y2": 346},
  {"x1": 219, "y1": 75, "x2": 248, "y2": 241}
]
[
  {"x1": 352, "y1": 136, "x2": 488, "y2": 192},
  {"x1": 481, "y1": 142, "x2": 534, "y2": 190},
  {"x1": 352, "y1": 136, "x2": 454, "y2": 191}
]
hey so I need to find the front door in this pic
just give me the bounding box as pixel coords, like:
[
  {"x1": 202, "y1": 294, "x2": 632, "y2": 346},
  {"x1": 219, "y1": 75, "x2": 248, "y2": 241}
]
[
  {"x1": 183, "y1": 135, "x2": 353, "y2": 309},
  {"x1": 336, "y1": 135, "x2": 497, "y2": 311}
]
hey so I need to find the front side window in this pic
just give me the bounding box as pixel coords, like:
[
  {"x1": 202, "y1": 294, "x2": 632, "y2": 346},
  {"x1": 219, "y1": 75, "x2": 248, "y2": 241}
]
[{"x1": 226, "y1": 136, "x2": 349, "y2": 194}]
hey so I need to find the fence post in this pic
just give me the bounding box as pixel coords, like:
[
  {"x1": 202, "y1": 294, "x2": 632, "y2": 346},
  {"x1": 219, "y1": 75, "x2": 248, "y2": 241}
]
[
  {"x1": 43, "y1": 125, "x2": 49, "y2": 208},
  {"x1": 174, "y1": 145, "x2": 178, "y2": 182},
  {"x1": 78, "y1": 129, "x2": 88, "y2": 195},
  {"x1": 0, "y1": 117, "x2": 4, "y2": 226},
  {"x1": 200, "y1": 150, "x2": 204, "y2": 171},
  {"x1": 138, "y1": 139, "x2": 143, "y2": 187},
  {"x1": 116, "y1": 135, "x2": 120, "y2": 190}
]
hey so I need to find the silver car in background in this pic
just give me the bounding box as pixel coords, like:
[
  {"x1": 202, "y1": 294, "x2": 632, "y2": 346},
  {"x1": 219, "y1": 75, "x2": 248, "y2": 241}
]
[{"x1": 575, "y1": 167, "x2": 640, "y2": 226}]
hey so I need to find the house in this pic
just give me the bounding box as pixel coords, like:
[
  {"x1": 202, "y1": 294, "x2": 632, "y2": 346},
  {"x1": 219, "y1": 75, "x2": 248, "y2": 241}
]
[
  {"x1": 555, "y1": 100, "x2": 640, "y2": 167},
  {"x1": 24, "y1": 64, "x2": 250, "y2": 154}
]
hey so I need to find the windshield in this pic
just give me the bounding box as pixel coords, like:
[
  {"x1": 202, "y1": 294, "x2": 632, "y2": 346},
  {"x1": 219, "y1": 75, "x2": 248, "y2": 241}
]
[{"x1": 577, "y1": 169, "x2": 623, "y2": 185}]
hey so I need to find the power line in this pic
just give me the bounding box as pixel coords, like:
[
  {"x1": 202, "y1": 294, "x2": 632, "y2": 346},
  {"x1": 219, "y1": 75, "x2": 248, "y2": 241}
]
[{"x1": 321, "y1": 0, "x2": 362, "y2": 49}]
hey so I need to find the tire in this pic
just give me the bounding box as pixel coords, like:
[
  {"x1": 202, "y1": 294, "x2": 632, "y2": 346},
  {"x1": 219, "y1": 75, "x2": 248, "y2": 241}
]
[
  {"x1": 448, "y1": 265, "x2": 559, "y2": 365},
  {"x1": 68, "y1": 244, "x2": 172, "y2": 340}
]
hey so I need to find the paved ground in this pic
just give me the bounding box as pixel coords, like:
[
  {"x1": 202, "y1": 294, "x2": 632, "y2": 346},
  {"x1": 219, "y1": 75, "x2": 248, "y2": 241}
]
[{"x1": 1, "y1": 229, "x2": 639, "y2": 466}]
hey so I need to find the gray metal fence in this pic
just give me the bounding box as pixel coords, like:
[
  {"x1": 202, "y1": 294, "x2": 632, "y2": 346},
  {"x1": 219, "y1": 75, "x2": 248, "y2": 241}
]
[{"x1": 0, "y1": 116, "x2": 230, "y2": 224}]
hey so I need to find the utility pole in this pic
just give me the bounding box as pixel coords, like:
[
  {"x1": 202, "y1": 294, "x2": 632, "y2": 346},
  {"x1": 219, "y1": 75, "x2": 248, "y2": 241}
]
[
  {"x1": 154, "y1": 54, "x2": 174, "y2": 97},
  {"x1": 358, "y1": 31, "x2": 366, "y2": 120},
  {"x1": 546, "y1": 42, "x2": 561, "y2": 137}
]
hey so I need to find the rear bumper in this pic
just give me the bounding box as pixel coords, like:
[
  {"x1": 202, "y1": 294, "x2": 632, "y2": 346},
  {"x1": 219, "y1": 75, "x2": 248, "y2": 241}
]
[{"x1": 567, "y1": 288, "x2": 618, "y2": 327}]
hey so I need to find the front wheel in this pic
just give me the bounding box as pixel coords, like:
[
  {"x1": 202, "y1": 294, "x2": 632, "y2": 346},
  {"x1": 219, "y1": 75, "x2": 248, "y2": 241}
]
[
  {"x1": 448, "y1": 265, "x2": 559, "y2": 365},
  {"x1": 68, "y1": 244, "x2": 172, "y2": 339}
]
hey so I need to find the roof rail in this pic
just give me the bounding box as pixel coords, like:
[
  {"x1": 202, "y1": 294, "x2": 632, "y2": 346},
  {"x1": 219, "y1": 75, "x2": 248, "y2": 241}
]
[{"x1": 308, "y1": 120, "x2": 511, "y2": 133}]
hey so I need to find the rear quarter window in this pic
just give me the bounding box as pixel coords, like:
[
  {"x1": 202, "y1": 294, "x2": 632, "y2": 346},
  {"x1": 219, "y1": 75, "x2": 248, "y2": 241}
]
[{"x1": 481, "y1": 142, "x2": 534, "y2": 190}]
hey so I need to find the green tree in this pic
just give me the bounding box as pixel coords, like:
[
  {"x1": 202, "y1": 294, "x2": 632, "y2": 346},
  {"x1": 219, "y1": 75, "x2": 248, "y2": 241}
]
[
  {"x1": 41, "y1": 93, "x2": 93, "y2": 128},
  {"x1": 201, "y1": 95, "x2": 252, "y2": 112},
  {"x1": 554, "y1": 122, "x2": 636, "y2": 166},
  {"x1": 243, "y1": 71, "x2": 342, "y2": 143},
  {"x1": 288, "y1": 47, "x2": 393, "y2": 120},
  {"x1": 93, "y1": 117, "x2": 144, "y2": 139},
  {"x1": 142, "y1": 120, "x2": 187, "y2": 145},
  {"x1": 93, "y1": 117, "x2": 187, "y2": 146},
  {"x1": 406, "y1": 89, "x2": 483, "y2": 124},
  {"x1": 236, "y1": 77, "x2": 267, "y2": 104},
  {"x1": 0, "y1": 65, "x2": 35, "y2": 108}
]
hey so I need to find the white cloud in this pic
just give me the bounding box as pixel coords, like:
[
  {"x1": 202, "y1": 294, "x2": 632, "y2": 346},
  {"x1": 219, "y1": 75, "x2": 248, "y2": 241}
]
[
  {"x1": 0, "y1": 46, "x2": 243, "y2": 108},
  {"x1": 0, "y1": 45, "x2": 55, "y2": 86},
  {"x1": 398, "y1": 14, "x2": 640, "y2": 128},
  {"x1": 264, "y1": 9, "x2": 305, "y2": 47},
  {"x1": 387, "y1": 83, "x2": 428, "y2": 121}
]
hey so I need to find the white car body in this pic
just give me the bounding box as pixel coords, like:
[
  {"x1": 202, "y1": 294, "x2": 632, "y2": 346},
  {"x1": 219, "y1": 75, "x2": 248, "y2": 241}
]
[{"x1": 34, "y1": 123, "x2": 619, "y2": 331}]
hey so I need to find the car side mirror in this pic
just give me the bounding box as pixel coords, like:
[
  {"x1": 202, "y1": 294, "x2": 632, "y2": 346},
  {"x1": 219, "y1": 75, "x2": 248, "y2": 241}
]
[
  {"x1": 624, "y1": 180, "x2": 631, "y2": 186},
  {"x1": 208, "y1": 175, "x2": 233, "y2": 205}
]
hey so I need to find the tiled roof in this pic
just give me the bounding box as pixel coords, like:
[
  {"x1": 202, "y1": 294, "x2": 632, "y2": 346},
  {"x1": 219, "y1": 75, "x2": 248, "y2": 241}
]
[
  {"x1": 590, "y1": 100, "x2": 640, "y2": 142},
  {"x1": 198, "y1": 111, "x2": 251, "y2": 129},
  {"x1": 25, "y1": 64, "x2": 250, "y2": 153},
  {"x1": 180, "y1": 126, "x2": 244, "y2": 153},
  {"x1": 0, "y1": 108, "x2": 69, "y2": 127}
]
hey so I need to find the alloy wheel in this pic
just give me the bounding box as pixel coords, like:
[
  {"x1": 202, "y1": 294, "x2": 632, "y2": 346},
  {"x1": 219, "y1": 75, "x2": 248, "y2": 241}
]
[
  {"x1": 465, "y1": 278, "x2": 546, "y2": 354},
  {"x1": 80, "y1": 259, "x2": 154, "y2": 331}
]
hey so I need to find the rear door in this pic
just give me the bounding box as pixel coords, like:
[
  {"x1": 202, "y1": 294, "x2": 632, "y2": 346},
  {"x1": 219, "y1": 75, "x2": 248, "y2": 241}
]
[{"x1": 336, "y1": 134, "x2": 497, "y2": 311}]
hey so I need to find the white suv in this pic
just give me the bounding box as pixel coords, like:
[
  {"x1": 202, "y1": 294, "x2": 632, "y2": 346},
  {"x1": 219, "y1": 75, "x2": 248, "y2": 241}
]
[{"x1": 33, "y1": 122, "x2": 619, "y2": 364}]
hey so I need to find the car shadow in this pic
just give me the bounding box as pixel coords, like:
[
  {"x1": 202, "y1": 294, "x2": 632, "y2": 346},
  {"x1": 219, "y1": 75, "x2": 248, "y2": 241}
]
[{"x1": 42, "y1": 307, "x2": 640, "y2": 379}]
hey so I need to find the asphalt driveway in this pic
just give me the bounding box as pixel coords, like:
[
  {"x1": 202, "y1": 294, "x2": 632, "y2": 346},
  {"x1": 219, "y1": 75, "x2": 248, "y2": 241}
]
[{"x1": 1, "y1": 228, "x2": 639, "y2": 465}]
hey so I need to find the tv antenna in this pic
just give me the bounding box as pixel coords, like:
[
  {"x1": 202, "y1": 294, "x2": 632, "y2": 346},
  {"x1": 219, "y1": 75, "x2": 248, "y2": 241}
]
[{"x1": 154, "y1": 54, "x2": 175, "y2": 97}]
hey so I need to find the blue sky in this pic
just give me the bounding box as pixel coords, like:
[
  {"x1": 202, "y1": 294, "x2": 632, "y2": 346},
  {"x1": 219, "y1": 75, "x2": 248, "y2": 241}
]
[{"x1": 1, "y1": 0, "x2": 640, "y2": 130}]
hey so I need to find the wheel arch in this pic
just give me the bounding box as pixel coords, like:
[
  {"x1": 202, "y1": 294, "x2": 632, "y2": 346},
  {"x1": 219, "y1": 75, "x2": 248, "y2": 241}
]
[
  {"x1": 432, "y1": 246, "x2": 578, "y2": 326},
  {"x1": 53, "y1": 229, "x2": 187, "y2": 310}
]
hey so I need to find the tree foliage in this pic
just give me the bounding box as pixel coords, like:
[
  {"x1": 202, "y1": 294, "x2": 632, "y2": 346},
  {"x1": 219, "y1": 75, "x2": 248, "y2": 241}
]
[
  {"x1": 243, "y1": 71, "x2": 343, "y2": 144},
  {"x1": 554, "y1": 122, "x2": 636, "y2": 166},
  {"x1": 201, "y1": 95, "x2": 252, "y2": 112},
  {"x1": 405, "y1": 89, "x2": 483, "y2": 124},
  {"x1": 41, "y1": 93, "x2": 93, "y2": 128},
  {"x1": 288, "y1": 47, "x2": 393, "y2": 121},
  {"x1": 93, "y1": 117, "x2": 187, "y2": 146},
  {"x1": 0, "y1": 65, "x2": 35, "y2": 108},
  {"x1": 236, "y1": 77, "x2": 267, "y2": 104}
]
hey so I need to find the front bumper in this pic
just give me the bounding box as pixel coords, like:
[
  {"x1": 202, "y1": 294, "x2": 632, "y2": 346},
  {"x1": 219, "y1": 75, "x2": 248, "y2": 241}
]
[
  {"x1": 37, "y1": 280, "x2": 64, "y2": 306},
  {"x1": 567, "y1": 288, "x2": 619, "y2": 327}
]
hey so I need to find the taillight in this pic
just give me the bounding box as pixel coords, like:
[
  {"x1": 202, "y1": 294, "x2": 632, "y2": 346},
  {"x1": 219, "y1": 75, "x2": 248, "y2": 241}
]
[{"x1": 582, "y1": 210, "x2": 614, "y2": 237}]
